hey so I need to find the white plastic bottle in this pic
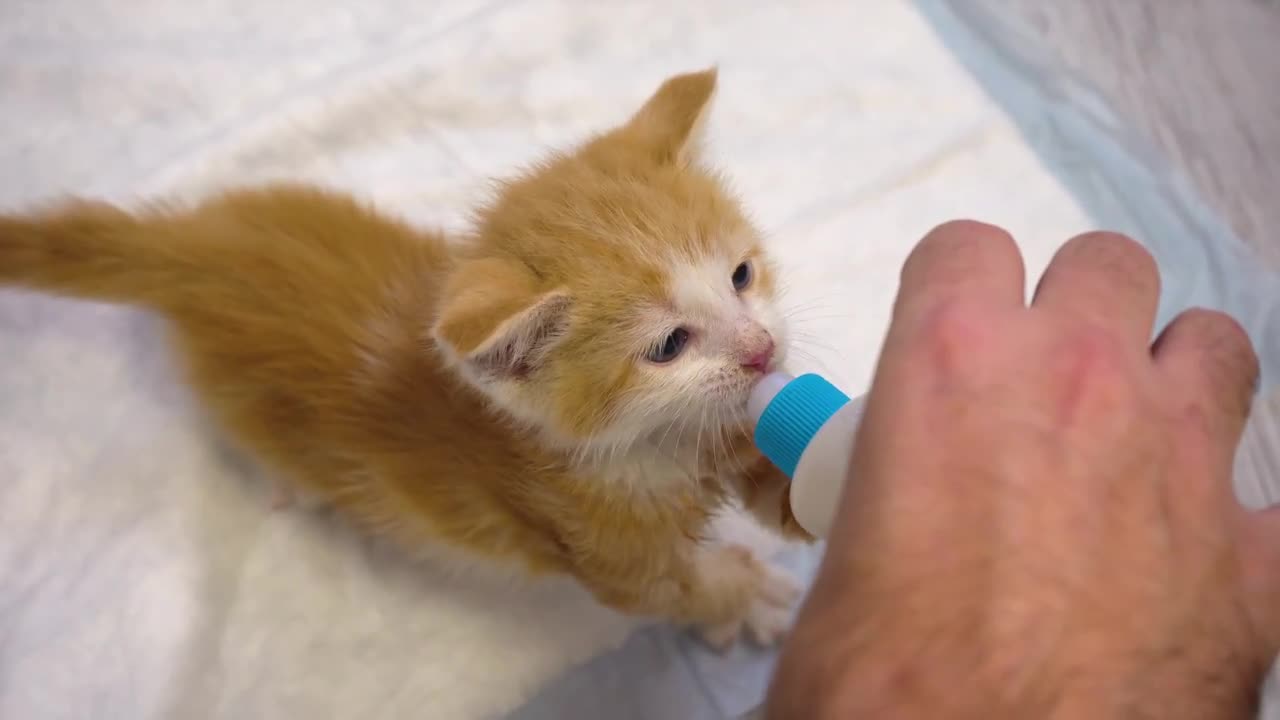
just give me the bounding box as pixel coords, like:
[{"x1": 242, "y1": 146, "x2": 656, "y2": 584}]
[{"x1": 747, "y1": 372, "x2": 867, "y2": 538}]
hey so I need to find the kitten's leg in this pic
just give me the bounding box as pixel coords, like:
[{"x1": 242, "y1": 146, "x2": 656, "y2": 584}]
[
  {"x1": 690, "y1": 543, "x2": 802, "y2": 650},
  {"x1": 575, "y1": 538, "x2": 801, "y2": 652},
  {"x1": 731, "y1": 448, "x2": 816, "y2": 544}
]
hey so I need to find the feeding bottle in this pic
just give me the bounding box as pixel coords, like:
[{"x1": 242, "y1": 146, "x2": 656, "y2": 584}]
[{"x1": 747, "y1": 372, "x2": 868, "y2": 538}]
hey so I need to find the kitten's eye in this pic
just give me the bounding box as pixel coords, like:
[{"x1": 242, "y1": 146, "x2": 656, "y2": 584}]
[
  {"x1": 731, "y1": 261, "x2": 753, "y2": 291},
  {"x1": 648, "y1": 328, "x2": 690, "y2": 364}
]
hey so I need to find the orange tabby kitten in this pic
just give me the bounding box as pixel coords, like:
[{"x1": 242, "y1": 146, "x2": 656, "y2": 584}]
[{"x1": 0, "y1": 69, "x2": 812, "y2": 649}]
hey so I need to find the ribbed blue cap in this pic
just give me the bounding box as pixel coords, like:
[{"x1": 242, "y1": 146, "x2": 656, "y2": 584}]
[{"x1": 753, "y1": 373, "x2": 850, "y2": 478}]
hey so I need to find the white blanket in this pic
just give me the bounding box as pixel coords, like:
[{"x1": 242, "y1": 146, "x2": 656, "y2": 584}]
[{"x1": 2, "y1": 1, "x2": 1277, "y2": 719}]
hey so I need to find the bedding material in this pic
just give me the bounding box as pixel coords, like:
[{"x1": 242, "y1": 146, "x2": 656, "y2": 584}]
[{"x1": 0, "y1": 1, "x2": 1275, "y2": 718}]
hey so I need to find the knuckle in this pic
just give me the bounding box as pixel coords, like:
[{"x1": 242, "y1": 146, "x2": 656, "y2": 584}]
[
  {"x1": 910, "y1": 220, "x2": 1017, "y2": 273},
  {"x1": 926, "y1": 219, "x2": 1016, "y2": 246},
  {"x1": 918, "y1": 219, "x2": 1018, "y2": 263},
  {"x1": 914, "y1": 299, "x2": 994, "y2": 374},
  {"x1": 1182, "y1": 307, "x2": 1254, "y2": 351},
  {"x1": 1056, "y1": 323, "x2": 1142, "y2": 407},
  {"x1": 1064, "y1": 230, "x2": 1152, "y2": 265},
  {"x1": 1067, "y1": 323, "x2": 1130, "y2": 368},
  {"x1": 1173, "y1": 307, "x2": 1260, "y2": 387},
  {"x1": 1174, "y1": 306, "x2": 1235, "y2": 332},
  {"x1": 1060, "y1": 230, "x2": 1160, "y2": 294}
]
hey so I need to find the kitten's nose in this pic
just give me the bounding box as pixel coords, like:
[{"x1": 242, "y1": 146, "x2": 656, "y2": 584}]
[{"x1": 741, "y1": 337, "x2": 776, "y2": 374}]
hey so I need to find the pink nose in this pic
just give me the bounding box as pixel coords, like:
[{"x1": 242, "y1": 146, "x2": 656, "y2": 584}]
[{"x1": 741, "y1": 338, "x2": 775, "y2": 373}]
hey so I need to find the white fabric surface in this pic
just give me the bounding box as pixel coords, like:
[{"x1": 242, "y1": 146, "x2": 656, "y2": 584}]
[{"x1": 0, "y1": 1, "x2": 1276, "y2": 719}]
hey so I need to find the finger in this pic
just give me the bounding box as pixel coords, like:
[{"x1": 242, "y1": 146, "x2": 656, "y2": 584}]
[
  {"x1": 895, "y1": 220, "x2": 1026, "y2": 322},
  {"x1": 1240, "y1": 505, "x2": 1280, "y2": 656},
  {"x1": 1032, "y1": 231, "x2": 1160, "y2": 342},
  {"x1": 1152, "y1": 307, "x2": 1259, "y2": 456}
]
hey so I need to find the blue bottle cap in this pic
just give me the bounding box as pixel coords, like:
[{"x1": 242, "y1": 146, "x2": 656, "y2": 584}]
[{"x1": 751, "y1": 373, "x2": 851, "y2": 478}]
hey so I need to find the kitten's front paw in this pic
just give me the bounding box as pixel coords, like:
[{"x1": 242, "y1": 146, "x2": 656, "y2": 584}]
[{"x1": 697, "y1": 545, "x2": 802, "y2": 652}]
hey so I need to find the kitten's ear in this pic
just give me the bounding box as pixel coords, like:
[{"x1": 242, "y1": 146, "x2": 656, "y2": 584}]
[
  {"x1": 624, "y1": 67, "x2": 718, "y2": 166},
  {"x1": 432, "y1": 258, "x2": 571, "y2": 381}
]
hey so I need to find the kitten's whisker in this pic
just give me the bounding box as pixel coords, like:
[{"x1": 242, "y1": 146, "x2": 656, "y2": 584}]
[
  {"x1": 710, "y1": 406, "x2": 737, "y2": 479},
  {"x1": 709, "y1": 405, "x2": 727, "y2": 476},
  {"x1": 694, "y1": 404, "x2": 709, "y2": 484},
  {"x1": 782, "y1": 311, "x2": 858, "y2": 326},
  {"x1": 780, "y1": 296, "x2": 846, "y2": 311},
  {"x1": 784, "y1": 347, "x2": 843, "y2": 378},
  {"x1": 780, "y1": 299, "x2": 838, "y2": 313},
  {"x1": 657, "y1": 392, "x2": 697, "y2": 455},
  {"x1": 675, "y1": 407, "x2": 696, "y2": 474},
  {"x1": 788, "y1": 336, "x2": 842, "y2": 356}
]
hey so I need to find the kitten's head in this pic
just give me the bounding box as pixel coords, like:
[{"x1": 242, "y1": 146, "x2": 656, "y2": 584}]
[{"x1": 433, "y1": 69, "x2": 786, "y2": 457}]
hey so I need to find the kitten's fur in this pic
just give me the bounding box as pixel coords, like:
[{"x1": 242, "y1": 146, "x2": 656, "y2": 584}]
[{"x1": 0, "y1": 69, "x2": 812, "y2": 648}]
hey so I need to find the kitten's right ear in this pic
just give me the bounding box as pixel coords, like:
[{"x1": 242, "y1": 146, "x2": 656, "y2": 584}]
[{"x1": 432, "y1": 258, "x2": 571, "y2": 381}]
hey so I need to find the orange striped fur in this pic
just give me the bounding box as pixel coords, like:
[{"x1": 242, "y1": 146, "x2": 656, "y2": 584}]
[{"x1": 0, "y1": 69, "x2": 812, "y2": 649}]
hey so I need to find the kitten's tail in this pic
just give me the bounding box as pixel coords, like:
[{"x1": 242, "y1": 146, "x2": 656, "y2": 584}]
[{"x1": 0, "y1": 200, "x2": 191, "y2": 307}]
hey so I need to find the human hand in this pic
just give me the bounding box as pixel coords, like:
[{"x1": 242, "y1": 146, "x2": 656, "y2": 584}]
[{"x1": 766, "y1": 221, "x2": 1273, "y2": 719}]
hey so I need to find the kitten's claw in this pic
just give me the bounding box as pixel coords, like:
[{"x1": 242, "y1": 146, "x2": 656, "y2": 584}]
[{"x1": 696, "y1": 545, "x2": 802, "y2": 652}]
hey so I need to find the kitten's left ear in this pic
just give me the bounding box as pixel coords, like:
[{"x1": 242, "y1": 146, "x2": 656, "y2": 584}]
[{"x1": 624, "y1": 67, "x2": 718, "y2": 166}]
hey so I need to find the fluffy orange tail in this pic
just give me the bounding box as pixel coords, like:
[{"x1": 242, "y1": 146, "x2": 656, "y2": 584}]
[{"x1": 0, "y1": 200, "x2": 192, "y2": 307}]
